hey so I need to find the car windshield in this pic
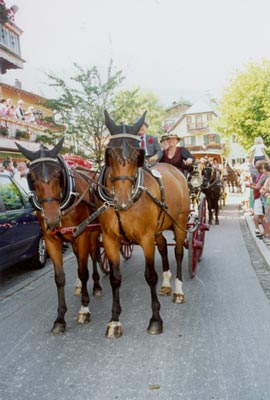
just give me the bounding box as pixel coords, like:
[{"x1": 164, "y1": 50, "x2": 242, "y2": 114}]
[{"x1": 0, "y1": 176, "x2": 25, "y2": 211}]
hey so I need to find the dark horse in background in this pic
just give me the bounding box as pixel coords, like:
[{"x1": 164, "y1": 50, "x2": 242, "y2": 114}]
[
  {"x1": 16, "y1": 139, "x2": 102, "y2": 335},
  {"x1": 83, "y1": 111, "x2": 190, "y2": 338},
  {"x1": 201, "y1": 166, "x2": 221, "y2": 225},
  {"x1": 224, "y1": 163, "x2": 241, "y2": 193}
]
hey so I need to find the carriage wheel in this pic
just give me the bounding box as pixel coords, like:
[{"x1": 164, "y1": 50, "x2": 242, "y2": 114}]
[
  {"x1": 98, "y1": 246, "x2": 110, "y2": 275},
  {"x1": 197, "y1": 193, "x2": 207, "y2": 261},
  {"x1": 120, "y1": 242, "x2": 134, "y2": 260},
  {"x1": 188, "y1": 229, "x2": 199, "y2": 278}
]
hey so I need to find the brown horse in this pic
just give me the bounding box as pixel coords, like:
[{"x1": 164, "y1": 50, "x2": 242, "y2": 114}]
[
  {"x1": 94, "y1": 111, "x2": 190, "y2": 338},
  {"x1": 16, "y1": 139, "x2": 102, "y2": 335}
]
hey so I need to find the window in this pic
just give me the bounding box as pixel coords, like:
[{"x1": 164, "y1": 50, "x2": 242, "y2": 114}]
[
  {"x1": 207, "y1": 114, "x2": 212, "y2": 121},
  {"x1": 184, "y1": 136, "x2": 192, "y2": 146},
  {"x1": 196, "y1": 114, "x2": 203, "y2": 129},
  {"x1": 0, "y1": 176, "x2": 24, "y2": 211},
  {"x1": 208, "y1": 135, "x2": 216, "y2": 143}
]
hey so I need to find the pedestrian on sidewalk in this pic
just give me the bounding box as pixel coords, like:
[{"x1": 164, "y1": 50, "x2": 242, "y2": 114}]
[
  {"x1": 260, "y1": 162, "x2": 270, "y2": 244},
  {"x1": 246, "y1": 160, "x2": 267, "y2": 238}
]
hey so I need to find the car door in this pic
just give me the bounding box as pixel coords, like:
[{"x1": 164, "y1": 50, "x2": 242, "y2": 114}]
[{"x1": 0, "y1": 175, "x2": 39, "y2": 270}]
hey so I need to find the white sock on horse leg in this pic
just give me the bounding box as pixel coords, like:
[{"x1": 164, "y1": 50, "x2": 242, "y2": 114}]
[
  {"x1": 162, "y1": 270, "x2": 172, "y2": 287},
  {"x1": 175, "y1": 278, "x2": 183, "y2": 294}
]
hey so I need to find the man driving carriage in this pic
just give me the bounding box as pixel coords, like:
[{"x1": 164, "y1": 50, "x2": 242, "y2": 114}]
[{"x1": 138, "y1": 121, "x2": 163, "y2": 164}]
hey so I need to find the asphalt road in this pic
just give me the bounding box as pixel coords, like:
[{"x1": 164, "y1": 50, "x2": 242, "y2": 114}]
[{"x1": 1, "y1": 193, "x2": 270, "y2": 400}]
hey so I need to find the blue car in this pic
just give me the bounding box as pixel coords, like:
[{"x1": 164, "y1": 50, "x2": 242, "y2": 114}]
[{"x1": 0, "y1": 173, "x2": 47, "y2": 271}]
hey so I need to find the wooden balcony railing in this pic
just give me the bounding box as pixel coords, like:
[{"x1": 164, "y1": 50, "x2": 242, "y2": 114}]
[{"x1": 0, "y1": 115, "x2": 63, "y2": 143}]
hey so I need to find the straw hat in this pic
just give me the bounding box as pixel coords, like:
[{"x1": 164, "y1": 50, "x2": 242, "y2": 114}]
[
  {"x1": 160, "y1": 135, "x2": 168, "y2": 143},
  {"x1": 166, "y1": 133, "x2": 181, "y2": 142}
]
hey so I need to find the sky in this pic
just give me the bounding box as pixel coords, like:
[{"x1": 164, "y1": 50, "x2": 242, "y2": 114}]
[{"x1": 2, "y1": 0, "x2": 270, "y2": 107}]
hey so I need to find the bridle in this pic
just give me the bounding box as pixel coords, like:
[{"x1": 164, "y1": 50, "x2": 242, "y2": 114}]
[
  {"x1": 106, "y1": 133, "x2": 143, "y2": 183},
  {"x1": 27, "y1": 156, "x2": 76, "y2": 212}
]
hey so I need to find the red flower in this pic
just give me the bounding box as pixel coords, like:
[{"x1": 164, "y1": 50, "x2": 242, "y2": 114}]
[{"x1": 147, "y1": 137, "x2": 154, "y2": 144}]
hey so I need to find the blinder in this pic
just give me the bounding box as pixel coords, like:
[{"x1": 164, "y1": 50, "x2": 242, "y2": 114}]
[{"x1": 27, "y1": 156, "x2": 75, "y2": 212}]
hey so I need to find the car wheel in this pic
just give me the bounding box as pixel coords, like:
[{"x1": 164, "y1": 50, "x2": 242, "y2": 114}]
[{"x1": 32, "y1": 236, "x2": 48, "y2": 269}]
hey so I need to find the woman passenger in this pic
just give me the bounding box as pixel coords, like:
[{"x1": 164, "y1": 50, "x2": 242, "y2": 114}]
[{"x1": 160, "y1": 133, "x2": 194, "y2": 177}]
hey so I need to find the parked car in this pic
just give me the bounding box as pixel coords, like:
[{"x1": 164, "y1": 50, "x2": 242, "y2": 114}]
[{"x1": 0, "y1": 173, "x2": 47, "y2": 271}]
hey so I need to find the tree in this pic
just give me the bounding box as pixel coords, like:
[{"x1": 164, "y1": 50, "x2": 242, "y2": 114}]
[
  {"x1": 111, "y1": 88, "x2": 166, "y2": 136},
  {"x1": 213, "y1": 59, "x2": 270, "y2": 150},
  {"x1": 45, "y1": 61, "x2": 125, "y2": 168}
]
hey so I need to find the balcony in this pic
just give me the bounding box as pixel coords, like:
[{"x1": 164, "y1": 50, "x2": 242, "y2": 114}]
[
  {"x1": 0, "y1": 21, "x2": 25, "y2": 73},
  {"x1": 186, "y1": 122, "x2": 209, "y2": 131},
  {"x1": 186, "y1": 143, "x2": 223, "y2": 155}
]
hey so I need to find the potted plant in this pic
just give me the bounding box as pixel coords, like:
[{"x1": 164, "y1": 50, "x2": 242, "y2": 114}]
[
  {"x1": 0, "y1": 0, "x2": 14, "y2": 24},
  {"x1": 15, "y1": 129, "x2": 29, "y2": 140},
  {"x1": 0, "y1": 126, "x2": 8, "y2": 137}
]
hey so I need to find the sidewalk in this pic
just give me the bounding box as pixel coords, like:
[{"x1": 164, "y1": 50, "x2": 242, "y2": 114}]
[
  {"x1": 225, "y1": 191, "x2": 270, "y2": 268},
  {"x1": 243, "y1": 209, "x2": 270, "y2": 268}
]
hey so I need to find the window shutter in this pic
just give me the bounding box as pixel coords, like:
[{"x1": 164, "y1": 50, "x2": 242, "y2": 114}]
[
  {"x1": 203, "y1": 135, "x2": 209, "y2": 145},
  {"x1": 216, "y1": 134, "x2": 221, "y2": 143}
]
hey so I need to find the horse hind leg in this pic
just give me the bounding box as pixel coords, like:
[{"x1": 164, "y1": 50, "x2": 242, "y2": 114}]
[
  {"x1": 73, "y1": 237, "x2": 92, "y2": 324},
  {"x1": 156, "y1": 233, "x2": 172, "y2": 296},
  {"x1": 173, "y1": 226, "x2": 186, "y2": 304},
  {"x1": 215, "y1": 203, "x2": 220, "y2": 225},
  {"x1": 90, "y1": 232, "x2": 103, "y2": 297},
  {"x1": 74, "y1": 277, "x2": 82, "y2": 296}
]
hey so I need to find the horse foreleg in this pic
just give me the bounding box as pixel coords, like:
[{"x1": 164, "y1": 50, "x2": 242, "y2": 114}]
[
  {"x1": 156, "y1": 233, "x2": 171, "y2": 296},
  {"x1": 103, "y1": 235, "x2": 122, "y2": 339},
  {"x1": 143, "y1": 238, "x2": 163, "y2": 335},
  {"x1": 46, "y1": 239, "x2": 67, "y2": 335}
]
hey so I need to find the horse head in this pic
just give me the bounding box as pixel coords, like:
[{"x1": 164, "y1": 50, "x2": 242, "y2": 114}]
[
  {"x1": 201, "y1": 166, "x2": 215, "y2": 190},
  {"x1": 16, "y1": 138, "x2": 67, "y2": 230},
  {"x1": 104, "y1": 110, "x2": 146, "y2": 210}
]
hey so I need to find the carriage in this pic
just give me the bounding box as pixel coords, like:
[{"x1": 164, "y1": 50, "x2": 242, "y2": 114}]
[{"x1": 16, "y1": 112, "x2": 210, "y2": 337}]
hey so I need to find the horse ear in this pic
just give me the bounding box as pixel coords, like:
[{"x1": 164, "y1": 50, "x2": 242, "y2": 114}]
[
  {"x1": 49, "y1": 137, "x2": 65, "y2": 158},
  {"x1": 133, "y1": 111, "x2": 147, "y2": 134},
  {"x1": 104, "y1": 110, "x2": 118, "y2": 134},
  {"x1": 15, "y1": 142, "x2": 36, "y2": 161}
]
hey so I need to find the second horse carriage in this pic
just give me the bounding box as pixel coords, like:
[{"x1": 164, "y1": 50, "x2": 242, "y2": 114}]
[{"x1": 16, "y1": 112, "x2": 210, "y2": 337}]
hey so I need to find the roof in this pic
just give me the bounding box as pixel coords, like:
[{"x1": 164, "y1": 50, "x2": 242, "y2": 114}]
[
  {"x1": 0, "y1": 82, "x2": 46, "y2": 101},
  {"x1": 185, "y1": 98, "x2": 218, "y2": 115},
  {"x1": 165, "y1": 97, "x2": 192, "y2": 112}
]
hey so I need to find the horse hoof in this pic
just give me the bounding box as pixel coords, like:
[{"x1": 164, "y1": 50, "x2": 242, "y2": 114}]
[
  {"x1": 105, "y1": 321, "x2": 123, "y2": 339},
  {"x1": 74, "y1": 287, "x2": 82, "y2": 296},
  {"x1": 173, "y1": 293, "x2": 185, "y2": 304},
  {"x1": 77, "y1": 312, "x2": 91, "y2": 324},
  {"x1": 215, "y1": 221, "x2": 220, "y2": 225},
  {"x1": 147, "y1": 320, "x2": 163, "y2": 335},
  {"x1": 51, "y1": 322, "x2": 66, "y2": 335},
  {"x1": 208, "y1": 221, "x2": 212, "y2": 225},
  {"x1": 160, "y1": 286, "x2": 171, "y2": 296},
  {"x1": 93, "y1": 288, "x2": 103, "y2": 297}
]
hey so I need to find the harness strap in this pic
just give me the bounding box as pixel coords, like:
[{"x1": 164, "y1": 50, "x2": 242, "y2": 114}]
[
  {"x1": 73, "y1": 202, "x2": 110, "y2": 237},
  {"x1": 61, "y1": 184, "x2": 90, "y2": 216}
]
